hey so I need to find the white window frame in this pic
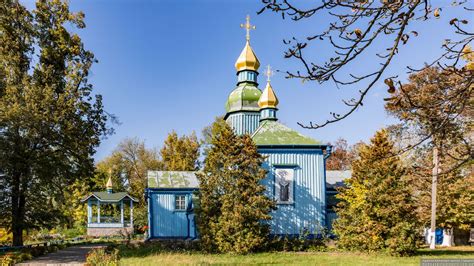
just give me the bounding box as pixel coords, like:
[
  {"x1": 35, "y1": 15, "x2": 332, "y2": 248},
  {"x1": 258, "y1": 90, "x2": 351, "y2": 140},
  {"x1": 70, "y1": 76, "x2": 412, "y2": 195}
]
[{"x1": 174, "y1": 195, "x2": 186, "y2": 211}]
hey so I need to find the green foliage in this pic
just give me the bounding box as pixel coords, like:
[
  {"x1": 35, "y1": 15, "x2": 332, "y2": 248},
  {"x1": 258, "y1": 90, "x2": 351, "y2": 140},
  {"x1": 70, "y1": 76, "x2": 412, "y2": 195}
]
[
  {"x1": 0, "y1": 0, "x2": 108, "y2": 245},
  {"x1": 160, "y1": 131, "x2": 200, "y2": 171},
  {"x1": 95, "y1": 138, "x2": 160, "y2": 229},
  {"x1": 267, "y1": 230, "x2": 328, "y2": 252},
  {"x1": 196, "y1": 119, "x2": 275, "y2": 254},
  {"x1": 333, "y1": 129, "x2": 420, "y2": 256},
  {"x1": 86, "y1": 247, "x2": 119, "y2": 266}
]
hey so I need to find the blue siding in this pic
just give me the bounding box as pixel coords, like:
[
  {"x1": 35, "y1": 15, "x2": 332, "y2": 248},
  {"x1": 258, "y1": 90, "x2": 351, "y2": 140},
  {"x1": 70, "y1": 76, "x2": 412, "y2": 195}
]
[
  {"x1": 148, "y1": 191, "x2": 195, "y2": 238},
  {"x1": 226, "y1": 112, "x2": 260, "y2": 135},
  {"x1": 237, "y1": 70, "x2": 258, "y2": 83},
  {"x1": 259, "y1": 148, "x2": 326, "y2": 235}
]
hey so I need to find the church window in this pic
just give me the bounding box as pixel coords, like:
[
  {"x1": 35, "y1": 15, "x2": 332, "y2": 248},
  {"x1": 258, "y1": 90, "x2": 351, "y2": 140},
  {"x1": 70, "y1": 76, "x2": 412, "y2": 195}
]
[
  {"x1": 175, "y1": 195, "x2": 186, "y2": 211},
  {"x1": 275, "y1": 168, "x2": 294, "y2": 204}
]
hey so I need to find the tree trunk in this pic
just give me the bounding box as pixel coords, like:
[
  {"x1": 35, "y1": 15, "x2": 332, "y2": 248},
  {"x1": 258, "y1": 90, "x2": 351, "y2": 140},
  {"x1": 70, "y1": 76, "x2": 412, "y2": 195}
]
[
  {"x1": 11, "y1": 172, "x2": 25, "y2": 247},
  {"x1": 430, "y1": 146, "x2": 439, "y2": 249}
]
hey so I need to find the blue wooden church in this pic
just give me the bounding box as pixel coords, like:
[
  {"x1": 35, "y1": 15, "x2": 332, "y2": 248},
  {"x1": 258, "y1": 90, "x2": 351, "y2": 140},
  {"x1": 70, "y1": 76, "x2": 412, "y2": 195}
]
[{"x1": 146, "y1": 16, "x2": 331, "y2": 240}]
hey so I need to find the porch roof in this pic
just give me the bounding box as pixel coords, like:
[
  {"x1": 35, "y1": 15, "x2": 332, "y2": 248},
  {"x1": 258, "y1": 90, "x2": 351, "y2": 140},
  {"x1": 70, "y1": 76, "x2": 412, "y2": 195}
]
[{"x1": 81, "y1": 192, "x2": 138, "y2": 203}]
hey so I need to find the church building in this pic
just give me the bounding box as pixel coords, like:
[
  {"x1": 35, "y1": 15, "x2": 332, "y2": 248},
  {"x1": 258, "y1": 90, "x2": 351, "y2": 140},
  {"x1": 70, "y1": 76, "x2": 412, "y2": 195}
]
[{"x1": 146, "y1": 16, "x2": 331, "y2": 239}]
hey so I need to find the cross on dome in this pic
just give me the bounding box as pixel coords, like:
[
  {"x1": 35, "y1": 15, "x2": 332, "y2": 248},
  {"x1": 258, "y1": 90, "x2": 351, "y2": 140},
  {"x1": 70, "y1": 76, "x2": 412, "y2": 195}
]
[
  {"x1": 265, "y1": 65, "x2": 274, "y2": 82},
  {"x1": 240, "y1": 15, "x2": 256, "y2": 42}
]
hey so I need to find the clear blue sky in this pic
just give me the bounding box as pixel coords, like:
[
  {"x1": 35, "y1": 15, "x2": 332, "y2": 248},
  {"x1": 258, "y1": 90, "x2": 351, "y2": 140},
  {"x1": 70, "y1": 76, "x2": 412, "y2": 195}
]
[{"x1": 22, "y1": 0, "x2": 469, "y2": 161}]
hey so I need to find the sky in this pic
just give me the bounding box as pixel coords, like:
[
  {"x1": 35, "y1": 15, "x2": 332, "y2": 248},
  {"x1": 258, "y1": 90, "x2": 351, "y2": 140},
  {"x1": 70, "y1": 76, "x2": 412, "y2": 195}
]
[{"x1": 22, "y1": 0, "x2": 471, "y2": 161}]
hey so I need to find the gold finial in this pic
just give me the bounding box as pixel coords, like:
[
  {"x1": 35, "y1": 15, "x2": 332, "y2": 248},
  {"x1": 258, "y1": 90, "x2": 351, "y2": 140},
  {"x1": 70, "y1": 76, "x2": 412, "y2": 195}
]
[
  {"x1": 258, "y1": 80, "x2": 279, "y2": 109},
  {"x1": 265, "y1": 65, "x2": 274, "y2": 82},
  {"x1": 106, "y1": 176, "x2": 113, "y2": 190},
  {"x1": 240, "y1": 15, "x2": 256, "y2": 42}
]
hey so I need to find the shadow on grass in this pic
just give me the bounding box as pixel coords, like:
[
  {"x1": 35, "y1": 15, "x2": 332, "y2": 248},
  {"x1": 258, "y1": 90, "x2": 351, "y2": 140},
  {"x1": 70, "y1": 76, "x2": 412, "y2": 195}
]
[
  {"x1": 117, "y1": 241, "x2": 200, "y2": 258},
  {"x1": 416, "y1": 246, "x2": 474, "y2": 257},
  {"x1": 117, "y1": 241, "x2": 474, "y2": 260}
]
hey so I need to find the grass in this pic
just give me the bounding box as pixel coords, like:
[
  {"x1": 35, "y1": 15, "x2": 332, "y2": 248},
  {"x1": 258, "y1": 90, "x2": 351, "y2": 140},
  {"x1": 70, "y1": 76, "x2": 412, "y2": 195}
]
[{"x1": 118, "y1": 245, "x2": 474, "y2": 265}]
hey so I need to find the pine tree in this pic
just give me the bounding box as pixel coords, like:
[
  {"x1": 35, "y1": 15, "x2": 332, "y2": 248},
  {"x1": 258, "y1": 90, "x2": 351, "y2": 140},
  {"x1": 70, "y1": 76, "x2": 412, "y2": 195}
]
[
  {"x1": 196, "y1": 120, "x2": 275, "y2": 254},
  {"x1": 333, "y1": 129, "x2": 419, "y2": 256}
]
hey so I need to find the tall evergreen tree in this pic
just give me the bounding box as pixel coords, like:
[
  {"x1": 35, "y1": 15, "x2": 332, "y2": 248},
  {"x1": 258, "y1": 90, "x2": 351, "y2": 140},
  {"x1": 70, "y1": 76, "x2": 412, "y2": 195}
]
[
  {"x1": 0, "y1": 0, "x2": 108, "y2": 245},
  {"x1": 196, "y1": 120, "x2": 275, "y2": 254},
  {"x1": 333, "y1": 129, "x2": 419, "y2": 256}
]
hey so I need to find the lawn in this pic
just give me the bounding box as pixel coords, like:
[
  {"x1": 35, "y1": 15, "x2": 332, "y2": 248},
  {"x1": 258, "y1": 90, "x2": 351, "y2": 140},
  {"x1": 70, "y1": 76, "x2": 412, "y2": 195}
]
[{"x1": 119, "y1": 246, "x2": 474, "y2": 265}]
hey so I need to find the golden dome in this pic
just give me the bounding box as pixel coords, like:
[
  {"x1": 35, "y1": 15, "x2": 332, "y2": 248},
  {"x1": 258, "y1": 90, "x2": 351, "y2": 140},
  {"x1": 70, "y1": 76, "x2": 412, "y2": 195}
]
[
  {"x1": 258, "y1": 81, "x2": 279, "y2": 109},
  {"x1": 235, "y1": 41, "x2": 260, "y2": 72}
]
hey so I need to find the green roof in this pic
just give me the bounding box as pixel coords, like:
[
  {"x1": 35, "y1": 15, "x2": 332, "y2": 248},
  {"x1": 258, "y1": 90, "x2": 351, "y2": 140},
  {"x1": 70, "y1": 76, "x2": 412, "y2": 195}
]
[
  {"x1": 147, "y1": 171, "x2": 199, "y2": 188},
  {"x1": 251, "y1": 120, "x2": 321, "y2": 146},
  {"x1": 225, "y1": 82, "x2": 262, "y2": 113},
  {"x1": 82, "y1": 192, "x2": 138, "y2": 202}
]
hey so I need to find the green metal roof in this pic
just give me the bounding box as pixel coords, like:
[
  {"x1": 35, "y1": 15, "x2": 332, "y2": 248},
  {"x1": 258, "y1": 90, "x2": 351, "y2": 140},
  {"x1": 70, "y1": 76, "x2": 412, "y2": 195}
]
[
  {"x1": 251, "y1": 120, "x2": 321, "y2": 146},
  {"x1": 82, "y1": 192, "x2": 138, "y2": 202},
  {"x1": 147, "y1": 171, "x2": 199, "y2": 189},
  {"x1": 225, "y1": 82, "x2": 262, "y2": 113}
]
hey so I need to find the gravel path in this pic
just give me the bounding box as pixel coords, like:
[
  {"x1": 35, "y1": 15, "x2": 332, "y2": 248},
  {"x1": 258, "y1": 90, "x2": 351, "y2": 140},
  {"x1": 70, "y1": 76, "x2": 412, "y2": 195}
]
[{"x1": 16, "y1": 244, "x2": 105, "y2": 266}]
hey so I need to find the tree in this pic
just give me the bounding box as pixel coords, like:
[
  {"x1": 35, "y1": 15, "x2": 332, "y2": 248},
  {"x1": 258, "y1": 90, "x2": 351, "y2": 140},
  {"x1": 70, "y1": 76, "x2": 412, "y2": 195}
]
[
  {"x1": 333, "y1": 130, "x2": 419, "y2": 256},
  {"x1": 408, "y1": 145, "x2": 473, "y2": 247},
  {"x1": 62, "y1": 174, "x2": 103, "y2": 229},
  {"x1": 0, "y1": 0, "x2": 108, "y2": 246},
  {"x1": 259, "y1": 1, "x2": 472, "y2": 131},
  {"x1": 385, "y1": 66, "x2": 472, "y2": 248},
  {"x1": 160, "y1": 131, "x2": 200, "y2": 171},
  {"x1": 96, "y1": 138, "x2": 160, "y2": 229},
  {"x1": 196, "y1": 119, "x2": 275, "y2": 254},
  {"x1": 326, "y1": 138, "x2": 356, "y2": 170}
]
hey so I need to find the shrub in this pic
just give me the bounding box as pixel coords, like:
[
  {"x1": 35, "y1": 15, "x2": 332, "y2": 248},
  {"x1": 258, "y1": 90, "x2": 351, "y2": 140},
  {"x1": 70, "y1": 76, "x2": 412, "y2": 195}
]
[
  {"x1": 267, "y1": 230, "x2": 328, "y2": 252},
  {"x1": 86, "y1": 247, "x2": 119, "y2": 266},
  {"x1": 18, "y1": 252, "x2": 33, "y2": 261},
  {"x1": 62, "y1": 227, "x2": 86, "y2": 239},
  {"x1": 1, "y1": 253, "x2": 15, "y2": 266},
  {"x1": 29, "y1": 246, "x2": 48, "y2": 257}
]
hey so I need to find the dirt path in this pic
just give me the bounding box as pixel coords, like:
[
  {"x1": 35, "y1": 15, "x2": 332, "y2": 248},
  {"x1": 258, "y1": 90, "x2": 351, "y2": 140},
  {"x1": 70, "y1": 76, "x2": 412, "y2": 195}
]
[{"x1": 16, "y1": 244, "x2": 105, "y2": 266}]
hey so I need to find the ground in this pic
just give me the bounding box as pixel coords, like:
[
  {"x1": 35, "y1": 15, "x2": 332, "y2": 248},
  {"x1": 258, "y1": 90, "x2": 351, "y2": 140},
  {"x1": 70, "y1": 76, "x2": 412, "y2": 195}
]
[
  {"x1": 5, "y1": 244, "x2": 473, "y2": 265},
  {"x1": 15, "y1": 244, "x2": 104, "y2": 266},
  {"x1": 119, "y1": 246, "x2": 474, "y2": 265}
]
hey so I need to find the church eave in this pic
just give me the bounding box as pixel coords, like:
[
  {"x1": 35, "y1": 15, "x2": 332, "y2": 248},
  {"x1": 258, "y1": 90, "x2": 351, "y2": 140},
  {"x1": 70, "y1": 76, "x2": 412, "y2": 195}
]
[{"x1": 256, "y1": 144, "x2": 330, "y2": 149}]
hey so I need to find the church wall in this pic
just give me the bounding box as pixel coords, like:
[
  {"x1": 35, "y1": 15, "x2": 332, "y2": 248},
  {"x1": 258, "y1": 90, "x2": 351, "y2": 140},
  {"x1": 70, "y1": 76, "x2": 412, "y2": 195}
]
[
  {"x1": 258, "y1": 148, "x2": 326, "y2": 236},
  {"x1": 226, "y1": 112, "x2": 260, "y2": 135},
  {"x1": 147, "y1": 190, "x2": 196, "y2": 239}
]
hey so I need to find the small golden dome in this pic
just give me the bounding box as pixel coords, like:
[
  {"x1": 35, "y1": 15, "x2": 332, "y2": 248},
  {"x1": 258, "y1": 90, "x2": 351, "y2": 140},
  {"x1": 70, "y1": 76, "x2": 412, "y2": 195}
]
[
  {"x1": 106, "y1": 176, "x2": 113, "y2": 189},
  {"x1": 258, "y1": 81, "x2": 279, "y2": 108},
  {"x1": 235, "y1": 41, "x2": 260, "y2": 72}
]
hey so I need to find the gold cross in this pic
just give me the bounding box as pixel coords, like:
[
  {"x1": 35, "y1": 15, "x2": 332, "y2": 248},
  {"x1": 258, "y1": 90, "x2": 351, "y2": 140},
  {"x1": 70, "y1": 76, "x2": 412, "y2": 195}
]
[
  {"x1": 240, "y1": 15, "x2": 256, "y2": 42},
  {"x1": 265, "y1": 65, "x2": 274, "y2": 82}
]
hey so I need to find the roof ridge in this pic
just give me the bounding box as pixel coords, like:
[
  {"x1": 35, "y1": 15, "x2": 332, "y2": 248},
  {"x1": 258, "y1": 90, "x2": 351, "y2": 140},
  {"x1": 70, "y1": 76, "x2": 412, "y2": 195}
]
[
  {"x1": 252, "y1": 120, "x2": 321, "y2": 145},
  {"x1": 251, "y1": 120, "x2": 267, "y2": 138}
]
